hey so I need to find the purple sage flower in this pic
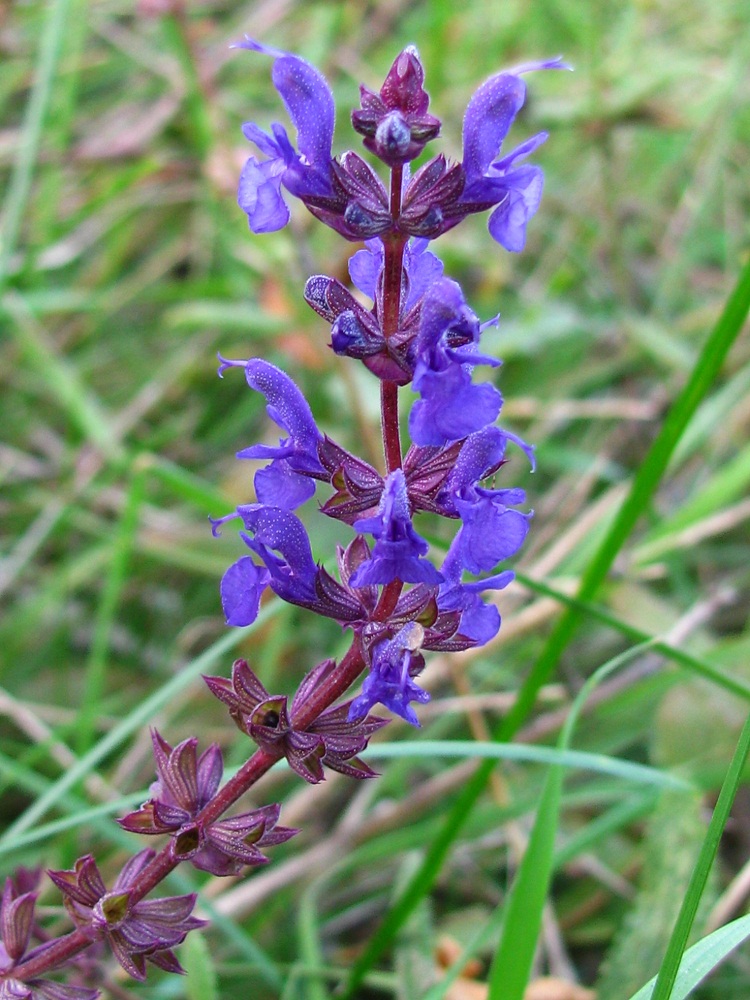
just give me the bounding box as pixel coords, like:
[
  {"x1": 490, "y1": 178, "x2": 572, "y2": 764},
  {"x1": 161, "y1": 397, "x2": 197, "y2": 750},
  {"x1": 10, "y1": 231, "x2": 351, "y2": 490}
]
[
  {"x1": 350, "y1": 470, "x2": 442, "y2": 587},
  {"x1": 218, "y1": 356, "x2": 324, "y2": 510},
  {"x1": 236, "y1": 39, "x2": 336, "y2": 233},
  {"x1": 457, "y1": 58, "x2": 568, "y2": 251},
  {"x1": 409, "y1": 278, "x2": 502, "y2": 446},
  {"x1": 437, "y1": 540, "x2": 516, "y2": 646},
  {"x1": 213, "y1": 504, "x2": 317, "y2": 624},
  {"x1": 349, "y1": 623, "x2": 429, "y2": 727},
  {"x1": 47, "y1": 853, "x2": 204, "y2": 982}
]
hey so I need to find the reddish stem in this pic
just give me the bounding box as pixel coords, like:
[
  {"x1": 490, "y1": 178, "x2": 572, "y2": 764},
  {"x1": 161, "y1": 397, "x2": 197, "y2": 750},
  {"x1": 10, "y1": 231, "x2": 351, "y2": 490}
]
[
  {"x1": 379, "y1": 164, "x2": 407, "y2": 474},
  {"x1": 11, "y1": 929, "x2": 92, "y2": 981},
  {"x1": 380, "y1": 380, "x2": 402, "y2": 473}
]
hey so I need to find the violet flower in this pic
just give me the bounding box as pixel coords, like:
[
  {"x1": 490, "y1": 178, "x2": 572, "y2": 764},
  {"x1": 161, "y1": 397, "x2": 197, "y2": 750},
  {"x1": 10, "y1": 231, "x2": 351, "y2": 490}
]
[
  {"x1": 409, "y1": 278, "x2": 502, "y2": 446},
  {"x1": 350, "y1": 470, "x2": 442, "y2": 587},
  {"x1": 218, "y1": 356, "x2": 324, "y2": 510},
  {"x1": 236, "y1": 39, "x2": 335, "y2": 233},
  {"x1": 47, "y1": 854, "x2": 204, "y2": 982},
  {"x1": 349, "y1": 623, "x2": 430, "y2": 727},
  {"x1": 456, "y1": 61, "x2": 568, "y2": 251},
  {"x1": 213, "y1": 505, "x2": 317, "y2": 624},
  {"x1": 398, "y1": 58, "x2": 567, "y2": 245},
  {"x1": 437, "y1": 540, "x2": 516, "y2": 646}
]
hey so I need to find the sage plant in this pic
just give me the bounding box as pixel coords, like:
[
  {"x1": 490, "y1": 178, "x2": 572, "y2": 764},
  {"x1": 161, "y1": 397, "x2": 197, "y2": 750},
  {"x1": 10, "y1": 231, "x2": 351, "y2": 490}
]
[{"x1": 1, "y1": 42, "x2": 563, "y2": 997}]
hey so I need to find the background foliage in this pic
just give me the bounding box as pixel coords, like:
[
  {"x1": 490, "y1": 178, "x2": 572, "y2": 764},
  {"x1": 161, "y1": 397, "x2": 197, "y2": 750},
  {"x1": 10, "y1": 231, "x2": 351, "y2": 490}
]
[{"x1": 1, "y1": 0, "x2": 750, "y2": 997}]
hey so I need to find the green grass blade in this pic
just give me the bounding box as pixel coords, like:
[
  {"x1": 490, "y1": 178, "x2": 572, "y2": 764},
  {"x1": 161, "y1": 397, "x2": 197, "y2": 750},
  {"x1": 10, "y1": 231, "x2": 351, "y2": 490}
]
[
  {"x1": 5, "y1": 292, "x2": 120, "y2": 455},
  {"x1": 76, "y1": 461, "x2": 147, "y2": 755},
  {"x1": 487, "y1": 641, "x2": 655, "y2": 999},
  {"x1": 364, "y1": 741, "x2": 690, "y2": 790},
  {"x1": 627, "y1": 913, "x2": 750, "y2": 1000},
  {"x1": 501, "y1": 257, "x2": 750, "y2": 740},
  {"x1": 648, "y1": 709, "x2": 750, "y2": 1000},
  {"x1": 0, "y1": 0, "x2": 73, "y2": 286},
  {"x1": 487, "y1": 759, "x2": 563, "y2": 1000},
  {"x1": 514, "y1": 571, "x2": 750, "y2": 702}
]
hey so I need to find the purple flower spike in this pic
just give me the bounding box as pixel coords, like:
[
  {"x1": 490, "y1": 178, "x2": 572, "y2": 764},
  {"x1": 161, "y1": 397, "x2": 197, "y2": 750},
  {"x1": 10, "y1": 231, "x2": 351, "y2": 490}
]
[
  {"x1": 221, "y1": 356, "x2": 324, "y2": 510},
  {"x1": 236, "y1": 39, "x2": 335, "y2": 232},
  {"x1": 350, "y1": 470, "x2": 442, "y2": 587},
  {"x1": 349, "y1": 622, "x2": 429, "y2": 727},
  {"x1": 48, "y1": 853, "x2": 204, "y2": 982}
]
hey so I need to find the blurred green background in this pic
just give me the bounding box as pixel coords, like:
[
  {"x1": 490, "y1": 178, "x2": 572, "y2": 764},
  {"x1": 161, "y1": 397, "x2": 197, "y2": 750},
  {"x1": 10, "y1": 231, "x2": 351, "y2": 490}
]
[{"x1": 1, "y1": 0, "x2": 750, "y2": 997}]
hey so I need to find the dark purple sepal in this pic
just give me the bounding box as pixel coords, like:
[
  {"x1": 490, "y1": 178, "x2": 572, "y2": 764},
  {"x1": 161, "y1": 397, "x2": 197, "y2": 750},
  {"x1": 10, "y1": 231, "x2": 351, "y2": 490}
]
[
  {"x1": 333, "y1": 152, "x2": 391, "y2": 225},
  {"x1": 389, "y1": 585, "x2": 439, "y2": 631},
  {"x1": 0, "y1": 884, "x2": 36, "y2": 966},
  {"x1": 403, "y1": 440, "x2": 465, "y2": 515},
  {"x1": 117, "y1": 731, "x2": 222, "y2": 839},
  {"x1": 5, "y1": 980, "x2": 101, "y2": 1000},
  {"x1": 302, "y1": 153, "x2": 392, "y2": 241},
  {"x1": 48, "y1": 853, "x2": 204, "y2": 982},
  {"x1": 361, "y1": 351, "x2": 414, "y2": 384},
  {"x1": 418, "y1": 608, "x2": 462, "y2": 648},
  {"x1": 314, "y1": 566, "x2": 365, "y2": 622},
  {"x1": 191, "y1": 806, "x2": 297, "y2": 876},
  {"x1": 117, "y1": 802, "x2": 166, "y2": 836},
  {"x1": 399, "y1": 155, "x2": 466, "y2": 238},
  {"x1": 317, "y1": 437, "x2": 383, "y2": 524},
  {"x1": 203, "y1": 659, "x2": 266, "y2": 732},
  {"x1": 336, "y1": 539, "x2": 379, "y2": 616}
]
